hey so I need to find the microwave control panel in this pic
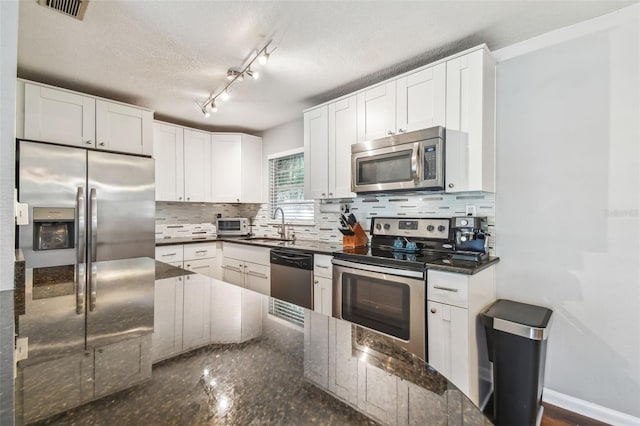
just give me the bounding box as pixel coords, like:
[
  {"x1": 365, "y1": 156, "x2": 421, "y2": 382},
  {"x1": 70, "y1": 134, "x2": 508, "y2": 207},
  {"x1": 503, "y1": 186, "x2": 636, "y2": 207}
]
[{"x1": 423, "y1": 145, "x2": 438, "y2": 180}]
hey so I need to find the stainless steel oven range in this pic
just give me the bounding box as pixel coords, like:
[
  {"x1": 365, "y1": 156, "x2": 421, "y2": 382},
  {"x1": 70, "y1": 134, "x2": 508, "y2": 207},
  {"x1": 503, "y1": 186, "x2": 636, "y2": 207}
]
[{"x1": 332, "y1": 217, "x2": 454, "y2": 360}]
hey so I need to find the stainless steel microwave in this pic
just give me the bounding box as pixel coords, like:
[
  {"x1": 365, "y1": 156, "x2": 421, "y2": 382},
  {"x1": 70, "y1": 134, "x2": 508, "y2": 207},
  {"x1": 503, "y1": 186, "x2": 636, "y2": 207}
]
[
  {"x1": 351, "y1": 126, "x2": 444, "y2": 193},
  {"x1": 216, "y1": 218, "x2": 250, "y2": 236}
]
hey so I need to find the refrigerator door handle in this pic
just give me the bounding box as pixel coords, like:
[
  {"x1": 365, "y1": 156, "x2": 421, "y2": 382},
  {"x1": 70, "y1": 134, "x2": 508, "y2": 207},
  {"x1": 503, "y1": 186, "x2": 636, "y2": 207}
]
[
  {"x1": 89, "y1": 188, "x2": 98, "y2": 311},
  {"x1": 76, "y1": 187, "x2": 86, "y2": 314}
]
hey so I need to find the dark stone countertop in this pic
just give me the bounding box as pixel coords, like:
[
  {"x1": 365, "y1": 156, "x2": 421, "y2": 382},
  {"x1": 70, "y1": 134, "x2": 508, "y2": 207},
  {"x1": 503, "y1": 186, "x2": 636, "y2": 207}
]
[
  {"x1": 157, "y1": 236, "x2": 342, "y2": 256},
  {"x1": 155, "y1": 260, "x2": 194, "y2": 280},
  {"x1": 426, "y1": 256, "x2": 500, "y2": 275}
]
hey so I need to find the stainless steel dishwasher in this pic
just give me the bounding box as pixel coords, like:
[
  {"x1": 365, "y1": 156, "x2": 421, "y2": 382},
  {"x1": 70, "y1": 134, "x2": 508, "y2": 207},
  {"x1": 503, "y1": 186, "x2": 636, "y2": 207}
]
[{"x1": 270, "y1": 248, "x2": 314, "y2": 310}]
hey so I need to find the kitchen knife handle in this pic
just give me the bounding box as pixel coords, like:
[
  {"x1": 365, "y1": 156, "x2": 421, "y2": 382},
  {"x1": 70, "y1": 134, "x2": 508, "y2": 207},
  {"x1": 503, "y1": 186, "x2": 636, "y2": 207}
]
[
  {"x1": 75, "y1": 187, "x2": 85, "y2": 315},
  {"x1": 88, "y1": 188, "x2": 97, "y2": 311}
]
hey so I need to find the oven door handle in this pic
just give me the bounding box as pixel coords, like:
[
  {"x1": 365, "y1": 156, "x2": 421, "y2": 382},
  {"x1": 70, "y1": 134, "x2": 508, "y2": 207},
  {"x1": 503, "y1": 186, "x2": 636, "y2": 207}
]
[{"x1": 331, "y1": 258, "x2": 424, "y2": 280}]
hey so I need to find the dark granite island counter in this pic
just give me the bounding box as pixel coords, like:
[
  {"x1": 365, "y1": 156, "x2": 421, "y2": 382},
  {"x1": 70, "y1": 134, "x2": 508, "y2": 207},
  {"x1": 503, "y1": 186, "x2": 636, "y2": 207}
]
[{"x1": 22, "y1": 261, "x2": 491, "y2": 425}]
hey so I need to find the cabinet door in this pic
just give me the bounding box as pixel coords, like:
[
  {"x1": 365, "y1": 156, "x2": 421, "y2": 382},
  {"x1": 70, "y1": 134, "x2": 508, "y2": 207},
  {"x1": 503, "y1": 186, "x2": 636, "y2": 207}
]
[
  {"x1": 94, "y1": 335, "x2": 152, "y2": 398},
  {"x1": 96, "y1": 100, "x2": 153, "y2": 155},
  {"x1": 427, "y1": 301, "x2": 469, "y2": 394},
  {"x1": 155, "y1": 244, "x2": 184, "y2": 264},
  {"x1": 245, "y1": 261, "x2": 270, "y2": 296},
  {"x1": 357, "y1": 361, "x2": 398, "y2": 425},
  {"x1": 396, "y1": 64, "x2": 446, "y2": 133},
  {"x1": 24, "y1": 83, "x2": 95, "y2": 147},
  {"x1": 357, "y1": 81, "x2": 396, "y2": 142},
  {"x1": 182, "y1": 274, "x2": 211, "y2": 350},
  {"x1": 445, "y1": 49, "x2": 494, "y2": 193},
  {"x1": 304, "y1": 310, "x2": 329, "y2": 388},
  {"x1": 153, "y1": 123, "x2": 184, "y2": 201},
  {"x1": 241, "y1": 290, "x2": 263, "y2": 341},
  {"x1": 210, "y1": 283, "x2": 242, "y2": 343},
  {"x1": 304, "y1": 106, "x2": 329, "y2": 199},
  {"x1": 184, "y1": 257, "x2": 215, "y2": 278},
  {"x1": 211, "y1": 134, "x2": 242, "y2": 202},
  {"x1": 240, "y1": 135, "x2": 264, "y2": 203},
  {"x1": 328, "y1": 96, "x2": 357, "y2": 199},
  {"x1": 221, "y1": 257, "x2": 245, "y2": 287},
  {"x1": 20, "y1": 351, "x2": 94, "y2": 423},
  {"x1": 183, "y1": 129, "x2": 212, "y2": 202},
  {"x1": 328, "y1": 318, "x2": 358, "y2": 405},
  {"x1": 313, "y1": 276, "x2": 332, "y2": 316},
  {"x1": 152, "y1": 277, "x2": 184, "y2": 362}
]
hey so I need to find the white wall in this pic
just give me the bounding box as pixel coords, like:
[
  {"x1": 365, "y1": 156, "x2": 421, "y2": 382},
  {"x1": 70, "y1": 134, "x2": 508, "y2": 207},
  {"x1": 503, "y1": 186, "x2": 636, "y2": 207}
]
[
  {"x1": 494, "y1": 5, "x2": 639, "y2": 420},
  {"x1": 260, "y1": 117, "x2": 304, "y2": 200}
]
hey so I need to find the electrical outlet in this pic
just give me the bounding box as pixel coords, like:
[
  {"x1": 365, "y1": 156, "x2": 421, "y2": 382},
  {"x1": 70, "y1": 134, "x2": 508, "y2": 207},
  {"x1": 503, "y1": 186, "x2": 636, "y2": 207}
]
[
  {"x1": 15, "y1": 337, "x2": 28, "y2": 361},
  {"x1": 465, "y1": 205, "x2": 477, "y2": 216}
]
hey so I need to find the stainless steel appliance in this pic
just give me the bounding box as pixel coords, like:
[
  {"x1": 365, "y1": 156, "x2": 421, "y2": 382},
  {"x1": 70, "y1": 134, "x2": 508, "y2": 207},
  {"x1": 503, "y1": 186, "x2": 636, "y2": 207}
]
[
  {"x1": 332, "y1": 217, "x2": 454, "y2": 359},
  {"x1": 216, "y1": 217, "x2": 250, "y2": 236},
  {"x1": 16, "y1": 140, "x2": 155, "y2": 421},
  {"x1": 270, "y1": 248, "x2": 314, "y2": 309},
  {"x1": 351, "y1": 126, "x2": 445, "y2": 193},
  {"x1": 451, "y1": 216, "x2": 489, "y2": 262}
]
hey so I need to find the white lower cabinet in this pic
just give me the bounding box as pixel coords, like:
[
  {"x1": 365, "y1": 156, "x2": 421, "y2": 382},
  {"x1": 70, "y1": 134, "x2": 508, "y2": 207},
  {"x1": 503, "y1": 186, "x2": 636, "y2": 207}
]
[
  {"x1": 221, "y1": 243, "x2": 271, "y2": 296},
  {"x1": 427, "y1": 267, "x2": 495, "y2": 407},
  {"x1": 397, "y1": 380, "x2": 448, "y2": 426},
  {"x1": 152, "y1": 276, "x2": 184, "y2": 361},
  {"x1": 313, "y1": 254, "x2": 333, "y2": 316},
  {"x1": 244, "y1": 262, "x2": 270, "y2": 296},
  {"x1": 304, "y1": 310, "x2": 330, "y2": 388},
  {"x1": 182, "y1": 274, "x2": 211, "y2": 350}
]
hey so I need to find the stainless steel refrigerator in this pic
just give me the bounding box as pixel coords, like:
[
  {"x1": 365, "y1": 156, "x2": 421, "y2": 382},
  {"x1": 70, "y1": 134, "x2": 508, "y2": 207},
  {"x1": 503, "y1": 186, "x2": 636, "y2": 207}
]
[{"x1": 16, "y1": 140, "x2": 155, "y2": 422}]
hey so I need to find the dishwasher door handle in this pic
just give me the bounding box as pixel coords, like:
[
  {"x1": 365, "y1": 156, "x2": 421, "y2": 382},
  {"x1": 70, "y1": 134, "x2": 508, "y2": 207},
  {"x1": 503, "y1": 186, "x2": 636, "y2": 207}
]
[{"x1": 271, "y1": 252, "x2": 311, "y2": 262}]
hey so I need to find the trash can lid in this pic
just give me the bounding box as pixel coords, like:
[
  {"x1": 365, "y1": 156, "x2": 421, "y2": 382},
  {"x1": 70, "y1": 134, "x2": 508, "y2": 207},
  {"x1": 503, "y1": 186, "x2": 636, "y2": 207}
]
[{"x1": 481, "y1": 299, "x2": 553, "y2": 341}]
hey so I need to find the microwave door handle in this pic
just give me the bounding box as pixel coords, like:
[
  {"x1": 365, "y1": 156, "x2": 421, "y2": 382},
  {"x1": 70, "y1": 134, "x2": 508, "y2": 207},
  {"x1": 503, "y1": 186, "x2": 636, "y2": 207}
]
[
  {"x1": 412, "y1": 144, "x2": 421, "y2": 184},
  {"x1": 88, "y1": 188, "x2": 97, "y2": 311},
  {"x1": 75, "y1": 187, "x2": 85, "y2": 315}
]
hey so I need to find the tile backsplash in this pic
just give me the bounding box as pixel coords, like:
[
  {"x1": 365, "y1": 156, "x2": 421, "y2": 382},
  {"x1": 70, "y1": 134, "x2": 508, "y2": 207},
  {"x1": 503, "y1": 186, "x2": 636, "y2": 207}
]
[{"x1": 156, "y1": 193, "x2": 495, "y2": 253}]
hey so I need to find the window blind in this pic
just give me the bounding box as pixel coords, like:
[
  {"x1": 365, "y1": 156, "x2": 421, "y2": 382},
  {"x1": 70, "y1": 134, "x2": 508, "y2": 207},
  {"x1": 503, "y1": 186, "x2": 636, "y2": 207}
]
[
  {"x1": 269, "y1": 152, "x2": 314, "y2": 222},
  {"x1": 268, "y1": 298, "x2": 305, "y2": 328}
]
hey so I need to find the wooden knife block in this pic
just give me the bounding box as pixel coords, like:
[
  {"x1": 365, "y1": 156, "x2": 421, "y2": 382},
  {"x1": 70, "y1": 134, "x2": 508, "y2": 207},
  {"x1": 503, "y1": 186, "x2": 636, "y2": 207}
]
[{"x1": 343, "y1": 222, "x2": 369, "y2": 248}]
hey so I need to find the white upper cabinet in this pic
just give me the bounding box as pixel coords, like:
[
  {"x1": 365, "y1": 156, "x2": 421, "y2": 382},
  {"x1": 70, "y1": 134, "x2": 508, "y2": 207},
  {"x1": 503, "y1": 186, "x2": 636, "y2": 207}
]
[
  {"x1": 328, "y1": 96, "x2": 357, "y2": 199},
  {"x1": 356, "y1": 81, "x2": 396, "y2": 142},
  {"x1": 304, "y1": 97, "x2": 357, "y2": 200},
  {"x1": 445, "y1": 48, "x2": 495, "y2": 193},
  {"x1": 396, "y1": 63, "x2": 446, "y2": 133},
  {"x1": 21, "y1": 81, "x2": 153, "y2": 156},
  {"x1": 304, "y1": 105, "x2": 329, "y2": 199},
  {"x1": 183, "y1": 129, "x2": 212, "y2": 202},
  {"x1": 211, "y1": 133, "x2": 263, "y2": 203},
  {"x1": 153, "y1": 122, "x2": 184, "y2": 202},
  {"x1": 211, "y1": 134, "x2": 242, "y2": 202},
  {"x1": 24, "y1": 82, "x2": 95, "y2": 147},
  {"x1": 95, "y1": 100, "x2": 153, "y2": 156}
]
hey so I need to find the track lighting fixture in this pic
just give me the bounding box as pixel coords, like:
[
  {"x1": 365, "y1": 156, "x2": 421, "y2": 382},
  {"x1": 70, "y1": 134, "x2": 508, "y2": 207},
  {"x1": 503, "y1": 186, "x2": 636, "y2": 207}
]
[{"x1": 198, "y1": 40, "x2": 274, "y2": 118}]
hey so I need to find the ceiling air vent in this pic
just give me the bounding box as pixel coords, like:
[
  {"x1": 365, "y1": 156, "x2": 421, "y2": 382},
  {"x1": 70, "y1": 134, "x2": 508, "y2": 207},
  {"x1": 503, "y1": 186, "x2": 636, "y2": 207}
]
[{"x1": 37, "y1": 0, "x2": 89, "y2": 20}]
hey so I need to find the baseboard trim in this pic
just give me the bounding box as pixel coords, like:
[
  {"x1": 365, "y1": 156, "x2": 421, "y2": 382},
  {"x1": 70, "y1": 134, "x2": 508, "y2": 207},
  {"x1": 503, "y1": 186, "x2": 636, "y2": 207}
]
[{"x1": 543, "y1": 388, "x2": 640, "y2": 426}]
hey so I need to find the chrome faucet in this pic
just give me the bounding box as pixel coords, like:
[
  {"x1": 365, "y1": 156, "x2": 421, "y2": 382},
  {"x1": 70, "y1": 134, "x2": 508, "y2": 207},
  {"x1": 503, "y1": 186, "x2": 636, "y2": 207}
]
[{"x1": 273, "y1": 207, "x2": 286, "y2": 240}]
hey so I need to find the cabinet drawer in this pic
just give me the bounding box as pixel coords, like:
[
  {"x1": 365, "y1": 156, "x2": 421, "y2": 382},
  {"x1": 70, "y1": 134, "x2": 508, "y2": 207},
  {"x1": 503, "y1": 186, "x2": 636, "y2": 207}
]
[
  {"x1": 184, "y1": 242, "x2": 217, "y2": 260},
  {"x1": 156, "y1": 245, "x2": 184, "y2": 263},
  {"x1": 223, "y1": 242, "x2": 269, "y2": 265},
  {"x1": 427, "y1": 270, "x2": 468, "y2": 308},
  {"x1": 314, "y1": 254, "x2": 333, "y2": 278}
]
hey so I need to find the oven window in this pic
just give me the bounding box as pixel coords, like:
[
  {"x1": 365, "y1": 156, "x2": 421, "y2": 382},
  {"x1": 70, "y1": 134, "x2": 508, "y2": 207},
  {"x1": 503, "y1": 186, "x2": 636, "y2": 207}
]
[
  {"x1": 341, "y1": 272, "x2": 410, "y2": 341},
  {"x1": 356, "y1": 149, "x2": 413, "y2": 185}
]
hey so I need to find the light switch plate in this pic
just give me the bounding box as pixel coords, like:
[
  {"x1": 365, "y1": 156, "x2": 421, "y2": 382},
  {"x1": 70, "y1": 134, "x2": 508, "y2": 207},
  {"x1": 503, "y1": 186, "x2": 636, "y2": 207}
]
[
  {"x1": 465, "y1": 204, "x2": 477, "y2": 216},
  {"x1": 15, "y1": 337, "x2": 28, "y2": 361}
]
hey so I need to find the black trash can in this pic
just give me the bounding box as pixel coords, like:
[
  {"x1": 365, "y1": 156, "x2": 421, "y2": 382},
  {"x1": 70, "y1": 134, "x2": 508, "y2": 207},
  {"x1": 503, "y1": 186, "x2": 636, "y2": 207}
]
[{"x1": 480, "y1": 299, "x2": 553, "y2": 426}]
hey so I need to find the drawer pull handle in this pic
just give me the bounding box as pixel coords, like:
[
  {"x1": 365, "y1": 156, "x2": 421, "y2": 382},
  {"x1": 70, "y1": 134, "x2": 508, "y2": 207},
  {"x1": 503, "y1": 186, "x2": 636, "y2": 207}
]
[
  {"x1": 433, "y1": 286, "x2": 458, "y2": 293},
  {"x1": 195, "y1": 250, "x2": 208, "y2": 254},
  {"x1": 316, "y1": 265, "x2": 329, "y2": 269},
  {"x1": 247, "y1": 271, "x2": 268, "y2": 279},
  {"x1": 430, "y1": 308, "x2": 437, "y2": 314},
  {"x1": 161, "y1": 253, "x2": 177, "y2": 257},
  {"x1": 222, "y1": 265, "x2": 242, "y2": 273}
]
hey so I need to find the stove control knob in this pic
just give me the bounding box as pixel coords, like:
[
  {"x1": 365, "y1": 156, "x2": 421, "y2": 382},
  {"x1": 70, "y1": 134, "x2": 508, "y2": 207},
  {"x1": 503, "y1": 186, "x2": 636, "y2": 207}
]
[
  {"x1": 383, "y1": 223, "x2": 391, "y2": 230},
  {"x1": 460, "y1": 219, "x2": 469, "y2": 226},
  {"x1": 438, "y1": 225, "x2": 446, "y2": 232},
  {"x1": 375, "y1": 223, "x2": 382, "y2": 230},
  {"x1": 427, "y1": 225, "x2": 435, "y2": 232}
]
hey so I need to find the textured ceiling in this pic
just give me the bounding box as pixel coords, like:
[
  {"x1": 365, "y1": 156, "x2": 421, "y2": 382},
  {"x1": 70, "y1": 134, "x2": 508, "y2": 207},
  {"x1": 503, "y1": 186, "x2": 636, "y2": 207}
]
[{"x1": 17, "y1": 1, "x2": 635, "y2": 134}]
